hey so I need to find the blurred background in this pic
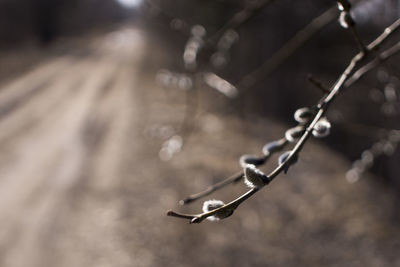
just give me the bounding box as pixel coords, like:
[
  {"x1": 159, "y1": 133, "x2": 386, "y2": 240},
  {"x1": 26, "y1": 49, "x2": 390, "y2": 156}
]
[{"x1": 0, "y1": 0, "x2": 399, "y2": 266}]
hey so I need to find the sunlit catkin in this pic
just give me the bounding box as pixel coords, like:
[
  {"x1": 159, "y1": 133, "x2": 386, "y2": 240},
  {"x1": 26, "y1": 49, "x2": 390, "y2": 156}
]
[
  {"x1": 312, "y1": 118, "x2": 331, "y2": 138},
  {"x1": 202, "y1": 200, "x2": 233, "y2": 221},
  {"x1": 244, "y1": 164, "x2": 267, "y2": 188}
]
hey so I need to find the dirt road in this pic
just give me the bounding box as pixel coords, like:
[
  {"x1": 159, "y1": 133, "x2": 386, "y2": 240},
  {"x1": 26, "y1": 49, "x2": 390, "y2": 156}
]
[{"x1": 0, "y1": 25, "x2": 399, "y2": 267}]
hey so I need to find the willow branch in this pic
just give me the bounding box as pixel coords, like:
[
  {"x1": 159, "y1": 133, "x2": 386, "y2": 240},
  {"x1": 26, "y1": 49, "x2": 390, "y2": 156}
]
[
  {"x1": 169, "y1": 188, "x2": 259, "y2": 224},
  {"x1": 180, "y1": 138, "x2": 288, "y2": 204},
  {"x1": 167, "y1": 18, "x2": 400, "y2": 224}
]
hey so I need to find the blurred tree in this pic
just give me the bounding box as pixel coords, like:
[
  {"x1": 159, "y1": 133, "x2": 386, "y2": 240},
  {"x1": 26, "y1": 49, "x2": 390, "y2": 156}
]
[
  {"x1": 31, "y1": 0, "x2": 62, "y2": 44},
  {"x1": 0, "y1": 0, "x2": 128, "y2": 46}
]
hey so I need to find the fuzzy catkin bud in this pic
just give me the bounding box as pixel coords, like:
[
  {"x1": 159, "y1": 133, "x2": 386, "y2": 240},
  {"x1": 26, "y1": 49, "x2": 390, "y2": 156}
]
[
  {"x1": 239, "y1": 154, "x2": 266, "y2": 168},
  {"x1": 202, "y1": 200, "x2": 233, "y2": 221},
  {"x1": 337, "y1": 0, "x2": 351, "y2": 11},
  {"x1": 285, "y1": 126, "x2": 305, "y2": 143},
  {"x1": 312, "y1": 118, "x2": 331, "y2": 138},
  {"x1": 294, "y1": 107, "x2": 313, "y2": 124},
  {"x1": 338, "y1": 11, "x2": 354, "y2": 29},
  {"x1": 278, "y1": 151, "x2": 290, "y2": 165},
  {"x1": 262, "y1": 139, "x2": 285, "y2": 156},
  {"x1": 244, "y1": 164, "x2": 268, "y2": 188}
]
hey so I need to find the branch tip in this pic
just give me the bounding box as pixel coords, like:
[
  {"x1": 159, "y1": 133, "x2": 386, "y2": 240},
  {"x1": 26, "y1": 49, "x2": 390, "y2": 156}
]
[{"x1": 166, "y1": 210, "x2": 175, "y2": 216}]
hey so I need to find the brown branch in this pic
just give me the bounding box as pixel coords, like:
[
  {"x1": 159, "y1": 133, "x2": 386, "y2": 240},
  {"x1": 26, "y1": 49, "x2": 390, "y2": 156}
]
[
  {"x1": 206, "y1": 0, "x2": 275, "y2": 46},
  {"x1": 167, "y1": 18, "x2": 400, "y2": 224},
  {"x1": 238, "y1": 6, "x2": 338, "y2": 89}
]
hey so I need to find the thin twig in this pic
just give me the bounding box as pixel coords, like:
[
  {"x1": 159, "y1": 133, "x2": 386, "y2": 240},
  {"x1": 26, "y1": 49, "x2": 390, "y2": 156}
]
[
  {"x1": 238, "y1": 6, "x2": 338, "y2": 89},
  {"x1": 307, "y1": 74, "x2": 330, "y2": 93},
  {"x1": 349, "y1": 26, "x2": 367, "y2": 54},
  {"x1": 179, "y1": 171, "x2": 244, "y2": 205}
]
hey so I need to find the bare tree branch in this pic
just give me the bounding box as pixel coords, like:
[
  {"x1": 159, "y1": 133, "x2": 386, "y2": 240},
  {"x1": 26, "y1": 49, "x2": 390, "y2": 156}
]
[
  {"x1": 238, "y1": 6, "x2": 338, "y2": 89},
  {"x1": 206, "y1": 0, "x2": 275, "y2": 46},
  {"x1": 167, "y1": 18, "x2": 400, "y2": 224}
]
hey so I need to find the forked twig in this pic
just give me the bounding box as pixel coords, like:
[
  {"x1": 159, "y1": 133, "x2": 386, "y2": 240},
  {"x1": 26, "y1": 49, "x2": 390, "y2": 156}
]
[{"x1": 345, "y1": 41, "x2": 400, "y2": 87}]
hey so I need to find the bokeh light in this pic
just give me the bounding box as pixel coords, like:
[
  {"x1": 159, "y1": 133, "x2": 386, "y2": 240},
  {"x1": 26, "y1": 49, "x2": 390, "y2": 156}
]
[{"x1": 115, "y1": 0, "x2": 142, "y2": 9}]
